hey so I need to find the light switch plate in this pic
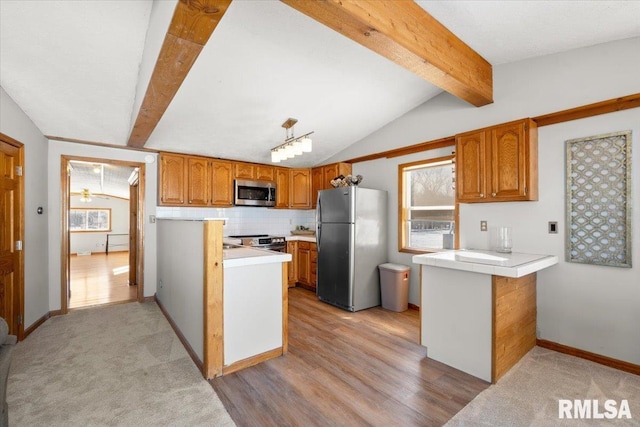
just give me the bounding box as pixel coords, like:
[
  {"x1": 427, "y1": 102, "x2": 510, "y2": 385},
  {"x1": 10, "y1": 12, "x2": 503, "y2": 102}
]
[
  {"x1": 548, "y1": 221, "x2": 558, "y2": 234},
  {"x1": 480, "y1": 220, "x2": 488, "y2": 231}
]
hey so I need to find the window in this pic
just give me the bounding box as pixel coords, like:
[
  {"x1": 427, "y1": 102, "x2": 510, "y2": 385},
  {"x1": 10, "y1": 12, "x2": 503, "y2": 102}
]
[
  {"x1": 70, "y1": 208, "x2": 111, "y2": 232},
  {"x1": 399, "y1": 155, "x2": 456, "y2": 252}
]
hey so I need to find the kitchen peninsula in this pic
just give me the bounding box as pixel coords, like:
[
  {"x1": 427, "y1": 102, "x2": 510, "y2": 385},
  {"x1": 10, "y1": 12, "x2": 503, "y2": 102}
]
[
  {"x1": 413, "y1": 250, "x2": 558, "y2": 383},
  {"x1": 156, "y1": 218, "x2": 291, "y2": 379}
]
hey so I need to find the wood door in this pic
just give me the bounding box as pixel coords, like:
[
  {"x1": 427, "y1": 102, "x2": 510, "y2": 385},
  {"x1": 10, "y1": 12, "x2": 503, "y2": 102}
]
[
  {"x1": 490, "y1": 121, "x2": 528, "y2": 200},
  {"x1": 311, "y1": 167, "x2": 323, "y2": 208},
  {"x1": 210, "y1": 160, "x2": 233, "y2": 206},
  {"x1": 129, "y1": 176, "x2": 139, "y2": 288},
  {"x1": 290, "y1": 169, "x2": 312, "y2": 209},
  {"x1": 287, "y1": 241, "x2": 298, "y2": 287},
  {"x1": 0, "y1": 137, "x2": 23, "y2": 337},
  {"x1": 187, "y1": 156, "x2": 209, "y2": 205},
  {"x1": 159, "y1": 153, "x2": 186, "y2": 205},
  {"x1": 275, "y1": 167, "x2": 290, "y2": 208},
  {"x1": 234, "y1": 162, "x2": 255, "y2": 180},
  {"x1": 297, "y1": 244, "x2": 310, "y2": 285},
  {"x1": 309, "y1": 243, "x2": 317, "y2": 290},
  {"x1": 256, "y1": 165, "x2": 274, "y2": 181},
  {"x1": 456, "y1": 130, "x2": 487, "y2": 202}
]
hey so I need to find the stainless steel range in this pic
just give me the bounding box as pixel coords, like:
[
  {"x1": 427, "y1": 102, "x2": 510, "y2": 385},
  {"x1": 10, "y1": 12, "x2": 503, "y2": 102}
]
[{"x1": 228, "y1": 234, "x2": 287, "y2": 252}]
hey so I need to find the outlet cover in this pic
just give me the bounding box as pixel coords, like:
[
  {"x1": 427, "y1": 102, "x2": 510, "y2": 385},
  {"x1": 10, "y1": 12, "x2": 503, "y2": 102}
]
[
  {"x1": 480, "y1": 220, "x2": 488, "y2": 232},
  {"x1": 548, "y1": 221, "x2": 558, "y2": 234}
]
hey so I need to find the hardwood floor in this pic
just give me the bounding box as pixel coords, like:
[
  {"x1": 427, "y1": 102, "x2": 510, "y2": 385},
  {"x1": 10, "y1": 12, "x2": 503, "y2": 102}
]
[
  {"x1": 211, "y1": 287, "x2": 489, "y2": 426},
  {"x1": 69, "y1": 252, "x2": 137, "y2": 309}
]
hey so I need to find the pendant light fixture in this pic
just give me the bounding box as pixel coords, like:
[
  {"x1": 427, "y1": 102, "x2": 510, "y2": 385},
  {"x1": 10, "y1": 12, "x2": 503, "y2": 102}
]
[
  {"x1": 80, "y1": 188, "x2": 92, "y2": 203},
  {"x1": 271, "y1": 118, "x2": 313, "y2": 163}
]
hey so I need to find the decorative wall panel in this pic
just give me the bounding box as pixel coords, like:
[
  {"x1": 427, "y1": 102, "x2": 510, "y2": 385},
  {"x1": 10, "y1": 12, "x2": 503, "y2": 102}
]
[{"x1": 566, "y1": 130, "x2": 632, "y2": 267}]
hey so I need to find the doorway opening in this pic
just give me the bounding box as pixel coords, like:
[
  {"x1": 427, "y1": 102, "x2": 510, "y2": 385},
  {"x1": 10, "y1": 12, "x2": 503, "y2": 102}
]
[{"x1": 61, "y1": 156, "x2": 145, "y2": 312}]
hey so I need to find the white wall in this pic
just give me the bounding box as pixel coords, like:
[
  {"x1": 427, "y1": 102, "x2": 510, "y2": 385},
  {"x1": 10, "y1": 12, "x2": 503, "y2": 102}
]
[
  {"x1": 343, "y1": 37, "x2": 640, "y2": 364},
  {"x1": 69, "y1": 195, "x2": 129, "y2": 254},
  {"x1": 461, "y1": 109, "x2": 640, "y2": 365},
  {"x1": 48, "y1": 141, "x2": 158, "y2": 307},
  {"x1": 0, "y1": 86, "x2": 50, "y2": 329}
]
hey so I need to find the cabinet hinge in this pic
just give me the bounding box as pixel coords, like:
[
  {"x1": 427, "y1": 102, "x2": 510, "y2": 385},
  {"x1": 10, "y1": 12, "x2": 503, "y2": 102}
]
[
  {"x1": 16, "y1": 165, "x2": 23, "y2": 176},
  {"x1": 17, "y1": 315, "x2": 23, "y2": 325},
  {"x1": 524, "y1": 186, "x2": 528, "y2": 196},
  {"x1": 15, "y1": 240, "x2": 23, "y2": 251}
]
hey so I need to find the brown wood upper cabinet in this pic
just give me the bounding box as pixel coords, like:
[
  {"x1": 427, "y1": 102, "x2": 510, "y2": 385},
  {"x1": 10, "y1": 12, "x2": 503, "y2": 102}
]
[
  {"x1": 234, "y1": 162, "x2": 274, "y2": 181},
  {"x1": 159, "y1": 153, "x2": 313, "y2": 209},
  {"x1": 159, "y1": 153, "x2": 234, "y2": 207},
  {"x1": 456, "y1": 118, "x2": 538, "y2": 203},
  {"x1": 311, "y1": 162, "x2": 352, "y2": 208},
  {"x1": 210, "y1": 159, "x2": 234, "y2": 206},
  {"x1": 275, "y1": 167, "x2": 290, "y2": 208},
  {"x1": 256, "y1": 165, "x2": 275, "y2": 181},
  {"x1": 187, "y1": 157, "x2": 209, "y2": 205},
  {"x1": 159, "y1": 153, "x2": 187, "y2": 205},
  {"x1": 290, "y1": 169, "x2": 312, "y2": 209},
  {"x1": 234, "y1": 162, "x2": 255, "y2": 180}
]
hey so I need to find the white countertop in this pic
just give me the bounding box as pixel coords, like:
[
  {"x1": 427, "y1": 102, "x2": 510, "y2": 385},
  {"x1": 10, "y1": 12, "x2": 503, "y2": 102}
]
[
  {"x1": 285, "y1": 235, "x2": 316, "y2": 243},
  {"x1": 412, "y1": 249, "x2": 558, "y2": 278},
  {"x1": 223, "y1": 247, "x2": 291, "y2": 268}
]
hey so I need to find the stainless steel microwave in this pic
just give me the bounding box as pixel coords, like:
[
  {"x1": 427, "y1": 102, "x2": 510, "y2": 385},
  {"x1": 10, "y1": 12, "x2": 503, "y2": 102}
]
[{"x1": 234, "y1": 179, "x2": 276, "y2": 207}]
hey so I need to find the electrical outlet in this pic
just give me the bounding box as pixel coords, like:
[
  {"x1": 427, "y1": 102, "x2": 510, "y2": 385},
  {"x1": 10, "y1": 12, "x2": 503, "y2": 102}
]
[
  {"x1": 480, "y1": 220, "x2": 488, "y2": 232},
  {"x1": 149, "y1": 215, "x2": 156, "y2": 224}
]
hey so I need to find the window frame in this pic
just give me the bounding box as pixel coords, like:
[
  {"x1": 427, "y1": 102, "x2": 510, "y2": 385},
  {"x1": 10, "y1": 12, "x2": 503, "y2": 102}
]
[
  {"x1": 398, "y1": 155, "x2": 458, "y2": 254},
  {"x1": 69, "y1": 207, "x2": 112, "y2": 233}
]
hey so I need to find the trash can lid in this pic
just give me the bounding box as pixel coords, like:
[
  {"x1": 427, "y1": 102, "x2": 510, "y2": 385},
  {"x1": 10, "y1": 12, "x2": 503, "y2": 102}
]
[{"x1": 378, "y1": 263, "x2": 410, "y2": 272}]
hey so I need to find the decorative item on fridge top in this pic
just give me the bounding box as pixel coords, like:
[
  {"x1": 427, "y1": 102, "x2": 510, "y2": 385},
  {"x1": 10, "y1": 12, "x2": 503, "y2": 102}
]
[{"x1": 330, "y1": 174, "x2": 363, "y2": 187}]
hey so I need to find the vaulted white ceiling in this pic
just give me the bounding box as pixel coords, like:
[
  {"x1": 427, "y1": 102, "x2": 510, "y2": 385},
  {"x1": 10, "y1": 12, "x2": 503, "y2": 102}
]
[{"x1": 1, "y1": 1, "x2": 639, "y2": 168}]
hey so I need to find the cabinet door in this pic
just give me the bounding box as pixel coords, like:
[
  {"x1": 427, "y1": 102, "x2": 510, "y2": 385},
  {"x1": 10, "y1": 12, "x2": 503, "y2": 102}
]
[
  {"x1": 311, "y1": 167, "x2": 324, "y2": 208},
  {"x1": 187, "y1": 157, "x2": 209, "y2": 206},
  {"x1": 310, "y1": 243, "x2": 317, "y2": 290},
  {"x1": 490, "y1": 121, "x2": 528, "y2": 200},
  {"x1": 159, "y1": 153, "x2": 186, "y2": 205},
  {"x1": 235, "y1": 162, "x2": 255, "y2": 180},
  {"x1": 297, "y1": 245, "x2": 310, "y2": 285},
  {"x1": 287, "y1": 241, "x2": 298, "y2": 287},
  {"x1": 275, "y1": 167, "x2": 290, "y2": 208},
  {"x1": 290, "y1": 169, "x2": 312, "y2": 209},
  {"x1": 256, "y1": 165, "x2": 274, "y2": 181},
  {"x1": 456, "y1": 131, "x2": 487, "y2": 202},
  {"x1": 210, "y1": 160, "x2": 234, "y2": 206},
  {"x1": 335, "y1": 162, "x2": 352, "y2": 180}
]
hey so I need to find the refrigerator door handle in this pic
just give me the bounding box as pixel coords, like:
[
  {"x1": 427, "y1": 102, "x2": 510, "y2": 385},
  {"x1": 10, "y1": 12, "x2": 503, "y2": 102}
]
[{"x1": 316, "y1": 195, "x2": 321, "y2": 251}]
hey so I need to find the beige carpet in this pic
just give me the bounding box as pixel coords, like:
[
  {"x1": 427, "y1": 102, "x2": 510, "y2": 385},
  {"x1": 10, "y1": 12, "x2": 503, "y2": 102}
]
[
  {"x1": 7, "y1": 302, "x2": 235, "y2": 427},
  {"x1": 446, "y1": 346, "x2": 640, "y2": 426}
]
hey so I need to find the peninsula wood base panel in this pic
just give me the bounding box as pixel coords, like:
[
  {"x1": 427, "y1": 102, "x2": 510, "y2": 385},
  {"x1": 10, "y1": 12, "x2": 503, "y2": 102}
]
[{"x1": 421, "y1": 266, "x2": 537, "y2": 383}]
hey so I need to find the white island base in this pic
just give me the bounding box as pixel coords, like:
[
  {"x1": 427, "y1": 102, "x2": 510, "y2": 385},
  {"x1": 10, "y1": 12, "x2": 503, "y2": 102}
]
[{"x1": 414, "y1": 250, "x2": 558, "y2": 383}]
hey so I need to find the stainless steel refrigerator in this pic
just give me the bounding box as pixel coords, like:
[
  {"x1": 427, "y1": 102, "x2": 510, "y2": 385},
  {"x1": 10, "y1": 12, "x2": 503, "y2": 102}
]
[{"x1": 316, "y1": 187, "x2": 387, "y2": 312}]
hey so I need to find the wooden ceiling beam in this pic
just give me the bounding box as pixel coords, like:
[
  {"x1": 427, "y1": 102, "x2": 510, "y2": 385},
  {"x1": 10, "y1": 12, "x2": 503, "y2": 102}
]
[
  {"x1": 127, "y1": 0, "x2": 232, "y2": 148},
  {"x1": 280, "y1": 0, "x2": 493, "y2": 107}
]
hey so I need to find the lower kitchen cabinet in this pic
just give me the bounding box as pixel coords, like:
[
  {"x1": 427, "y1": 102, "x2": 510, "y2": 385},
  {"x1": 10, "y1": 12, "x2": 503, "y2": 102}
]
[
  {"x1": 296, "y1": 241, "x2": 317, "y2": 292},
  {"x1": 310, "y1": 243, "x2": 317, "y2": 288},
  {"x1": 287, "y1": 241, "x2": 298, "y2": 287}
]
